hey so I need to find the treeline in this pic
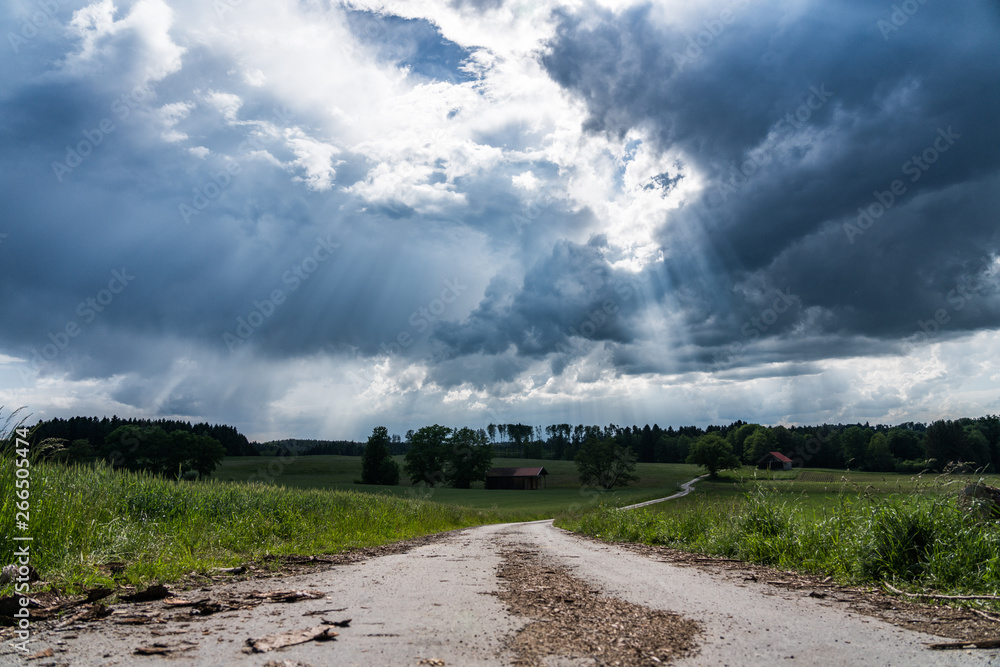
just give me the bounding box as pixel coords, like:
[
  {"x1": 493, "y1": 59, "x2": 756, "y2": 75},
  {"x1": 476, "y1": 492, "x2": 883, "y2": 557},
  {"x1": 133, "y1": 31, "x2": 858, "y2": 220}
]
[
  {"x1": 256, "y1": 437, "x2": 404, "y2": 457},
  {"x1": 29, "y1": 416, "x2": 258, "y2": 457},
  {"x1": 4, "y1": 416, "x2": 259, "y2": 479},
  {"x1": 252, "y1": 417, "x2": 1000, "y2": 473},
  {"x1": 483, "y1": 416, "x2": 1000, "y2": 472}
]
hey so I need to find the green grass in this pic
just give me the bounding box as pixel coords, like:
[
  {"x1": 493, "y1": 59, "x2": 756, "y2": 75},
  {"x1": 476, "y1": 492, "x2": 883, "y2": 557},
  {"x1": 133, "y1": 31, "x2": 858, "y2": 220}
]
[
  {"x1": 0, "y1": 454, "x2": 704, "y2": 593},
  {"x1": 0, "y1": 459, "x2": 541, "y2": 593},
  {"x1": 216, "y1": 455, "x2": 703, "y2": 513},
  {"x1": 656, "y1": 467, "x2": 1000, "y2": 513},
  {"x1": 557, "y1": 469, "x2": 1000, "y2": 605}
]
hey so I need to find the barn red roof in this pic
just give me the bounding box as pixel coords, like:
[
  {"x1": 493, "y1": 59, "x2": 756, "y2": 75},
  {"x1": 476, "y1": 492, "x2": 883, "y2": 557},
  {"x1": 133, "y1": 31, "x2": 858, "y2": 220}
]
[
  {"x1": 486, "y1": 467, "x2": 548, "y2": 477},
  {"x1": 765, "y1": 451, "x2": 793, "y2": 463}
]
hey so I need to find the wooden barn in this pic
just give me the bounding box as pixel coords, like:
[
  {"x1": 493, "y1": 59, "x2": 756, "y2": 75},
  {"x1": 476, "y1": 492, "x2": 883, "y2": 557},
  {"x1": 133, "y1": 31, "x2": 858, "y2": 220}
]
[
  {"x1": 485, "y1": 467, "x2": 548, "y2": 490},
  {"x1": 757, "y1": 451, "x2": 793, "y2": 471}
]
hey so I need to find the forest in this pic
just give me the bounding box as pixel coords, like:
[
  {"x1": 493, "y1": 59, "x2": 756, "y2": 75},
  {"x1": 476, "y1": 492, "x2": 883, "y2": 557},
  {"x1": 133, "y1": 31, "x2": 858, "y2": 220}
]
[
  {"x1": 13, "y1": 414, "x2": 1000, "y2": 477},
  {"x1": 268, "y1": 416, "x2": 1000, "y2": 473},
  {"x1": 29, "y1": 416, "x2": 258, "y2": 456},
  {"x1": 18, "y1": 415, "x2": 259, "y2": 478},
  {"x1": 468, "y1": 417, "x2": 1000, "y2": 473}
]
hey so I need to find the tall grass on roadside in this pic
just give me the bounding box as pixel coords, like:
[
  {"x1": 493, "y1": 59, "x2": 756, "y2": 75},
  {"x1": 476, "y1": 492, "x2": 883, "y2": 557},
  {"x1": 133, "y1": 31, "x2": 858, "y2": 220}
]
[
  {"x1": 0, "y1": 459, "x2": 533, "y2": 592},
  {"x1": 557, "y1": 484, "x2": 1000, "y2": 599}
]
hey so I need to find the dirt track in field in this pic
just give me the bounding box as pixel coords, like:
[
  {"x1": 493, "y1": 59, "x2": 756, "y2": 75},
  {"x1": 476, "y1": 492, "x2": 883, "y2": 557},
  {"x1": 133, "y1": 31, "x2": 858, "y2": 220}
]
[{"x1": 4, "y1": 515, "x2": 999, "y2": 666}]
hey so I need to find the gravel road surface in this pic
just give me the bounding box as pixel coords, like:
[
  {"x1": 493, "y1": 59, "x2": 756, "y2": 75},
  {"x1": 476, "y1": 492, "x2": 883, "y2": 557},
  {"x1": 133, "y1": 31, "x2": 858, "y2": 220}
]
[{"x1": 8, "y1": 520, "x2": 998, "y2": 666}]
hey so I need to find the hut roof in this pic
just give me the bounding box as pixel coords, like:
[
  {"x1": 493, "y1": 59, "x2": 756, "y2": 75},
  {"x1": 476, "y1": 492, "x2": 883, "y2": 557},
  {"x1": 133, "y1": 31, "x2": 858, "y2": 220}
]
[
  {"x1": 486, "y1": 467, "x2": 548, "y2": 478},
  {"x1": 760, "y1": 451, "x2": 793, "y2": 463}
]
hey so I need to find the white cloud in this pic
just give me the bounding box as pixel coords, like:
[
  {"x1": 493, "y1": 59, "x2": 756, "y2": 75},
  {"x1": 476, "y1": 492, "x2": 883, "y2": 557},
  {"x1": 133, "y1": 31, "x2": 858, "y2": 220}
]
[
  {"x1": 512, "y1": 171, "x2": 539, "y2": 190},
  {"x1": 63, "y1": 0, "x2": 186, "y2": 86},
  {"x1": 4, "y1": 0, "x2": 996, "y2": 442},
  {"x1": 6, "y1": 327, "x2": 1000, "y2": 441},
  {"x1": 243, "y1": 68, "x2": 266, "y2": 87},
  {"x1": 156, "y1": 101, "x2": 195, "y2": 142},
  {"x1": 284, "y1": 129, "x2": 340, "y2": 192},
  {"x1": 204, "y1": 91, "x2": 242, "y2": 123},
  {"x1": 65, "y1": 0, "x2": 118, "y2": 62}
]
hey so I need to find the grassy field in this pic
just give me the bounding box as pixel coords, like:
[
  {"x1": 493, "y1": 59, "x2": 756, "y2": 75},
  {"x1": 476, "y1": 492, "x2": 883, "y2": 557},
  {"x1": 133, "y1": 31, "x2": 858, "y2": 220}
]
[
  {"x1": 0, "y1": 459, "x2": 542, "y2": 593},
  {"x1": 653, "y1": 467, "x2": 1000, "y2": 512},
  {"x1": 216, "y1": 456, "x2": 703, "y2": 513},
  {"x1": 557, "y1": 467, "x2": 1000, "y2": 602},
  {"x1": 0, "y1": 455, "x2": 702, "y2": 592},
  {"x1": 10, "y1": 452, "x2": 997, "y2": 598}
]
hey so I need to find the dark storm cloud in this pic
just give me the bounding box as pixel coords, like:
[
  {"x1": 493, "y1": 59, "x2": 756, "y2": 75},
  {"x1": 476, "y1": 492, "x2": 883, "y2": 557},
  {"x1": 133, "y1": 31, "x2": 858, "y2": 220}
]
[
  {"x1": 432, "y1": 237, "x2": 646, "y2": 370},
  {"x1": 4, "y1": 0, "x2": 999, "y2": 435},
  {"x1": 0, "y1": 29, "x2": 495, "y2": 382},
  {"x1": 530, "y1": 0, "x2": 1000, "y2": 367}
]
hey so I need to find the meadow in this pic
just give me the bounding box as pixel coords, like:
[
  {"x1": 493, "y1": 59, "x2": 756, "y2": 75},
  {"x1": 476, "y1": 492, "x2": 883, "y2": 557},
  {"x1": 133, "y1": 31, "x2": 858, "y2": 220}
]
[
  {"x1": 557, "y1": 467, "x2": 1000, "y2": 602},
  {"x1": 0, "y1": 455, "x2": 699, "y2": 592},
  {"x1": 0, "y1": 459, "x2": 542, "y2": 592},
  {"x1": 5, "y1": 452, "x2": 998, "y2": 600},
  {"x1": 649, "y1": 467, "x2": 1000, "y2": 510},
  {"x1": 216, "y1": 455, "x2": 701, "y2": 513}
]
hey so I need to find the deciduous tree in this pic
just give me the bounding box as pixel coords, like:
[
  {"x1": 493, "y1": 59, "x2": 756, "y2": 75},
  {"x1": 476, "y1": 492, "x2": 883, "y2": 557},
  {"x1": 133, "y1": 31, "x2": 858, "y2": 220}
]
[
  {"x1": 743, "y1": 426, "x2": 777, "y2": 464},
  {"x1": 361, "y1": 426, "x2": 400, "y2": 485},
  {"x1": 686, "y1": 434, "x2": 741, "y2": 479},
  {"x1": 865, "y1": 433, "x2": 896, "y2": 472},
  {"x1": 445, "y1": 427, "x2": 493, "y2": 488},
  {"x1": 574, "y1": 437, "x2": 639, "y2": 490},
  {"x1": 102, "y1": 426, "x2": 225, "y2": 478},
  {"x1": 403, "y1": 424, "x2": 451, "y2": 486}
]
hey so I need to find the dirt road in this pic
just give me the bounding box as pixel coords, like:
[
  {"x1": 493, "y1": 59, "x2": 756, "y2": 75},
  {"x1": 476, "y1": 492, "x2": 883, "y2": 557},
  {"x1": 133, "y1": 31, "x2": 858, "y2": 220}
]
[
  {"x1": 619, "y1": 475, "x2": 707, "y2": 510},
  {"x1": 9, "y1": 519, "x2": 998, "y2": 666}
]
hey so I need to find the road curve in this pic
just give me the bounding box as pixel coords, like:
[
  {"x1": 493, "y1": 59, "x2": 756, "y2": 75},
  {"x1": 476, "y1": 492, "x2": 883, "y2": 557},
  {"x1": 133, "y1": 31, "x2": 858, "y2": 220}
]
[
  {"x1": 19, "y1": 520, "x2": 995, "y2": 666},
  {"x1": 618, "y1": 474, "x2": 709, "y2": 510}
]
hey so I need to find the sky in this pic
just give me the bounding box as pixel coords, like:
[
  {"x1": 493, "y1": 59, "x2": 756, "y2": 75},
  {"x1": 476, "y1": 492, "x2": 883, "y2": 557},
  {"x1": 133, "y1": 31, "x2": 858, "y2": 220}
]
[{"x1": 1, "y1": 0, "x2": 999, "y2": 442}]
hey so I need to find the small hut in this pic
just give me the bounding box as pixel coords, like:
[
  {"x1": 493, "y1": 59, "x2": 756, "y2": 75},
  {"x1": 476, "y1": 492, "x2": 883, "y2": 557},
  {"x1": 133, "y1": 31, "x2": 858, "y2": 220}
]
[
  {"x1": 757, "y1": 451, "x2": 793, "y2": 471},
  {"x1": 485, "y1": 467, "x2": 548, "y2": 490}
]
